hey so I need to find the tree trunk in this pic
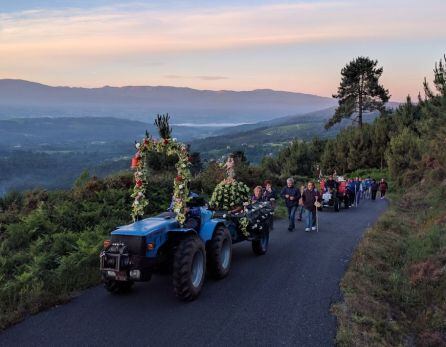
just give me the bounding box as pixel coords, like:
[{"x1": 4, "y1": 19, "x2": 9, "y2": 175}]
[{"x1": 358, "y1": 74, "x2": 364, "y2": 128}]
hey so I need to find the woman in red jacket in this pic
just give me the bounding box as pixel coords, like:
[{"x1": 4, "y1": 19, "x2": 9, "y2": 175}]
[{"x1": 379, "y1": 178, "x2": 388, "y2": 199}]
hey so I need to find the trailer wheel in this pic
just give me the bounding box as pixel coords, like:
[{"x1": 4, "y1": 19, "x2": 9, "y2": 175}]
[
  {"x1": 343, "y1": 196, "x2": 349, "y2": 209},
  {"x1": 252, "y1": 227, "x2": 269, "y2": 255},
  {"x1": 104, "y1": 280, "x2": 134, "y2": 294},
  {"x1": 207, "y1": 226, "x2": 232, "y2": 279},
  {"x1": 172, "y1": 235, "x2": 206, "y2": 301},
  {"x1": 334, "y1": 200, "x2": 340, "y2": 212}
]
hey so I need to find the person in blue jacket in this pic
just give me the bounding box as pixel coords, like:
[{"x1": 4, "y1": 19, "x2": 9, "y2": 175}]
[
  {"x1": 363, "y1": 177, "x2": 372, "y2": 199},
  {"x1": 281, "y1": 177, "x2": 301, "y2": 232},
  {"x1": 354, "y1": 177, "x2": 361, "y2": 206},
  {"x1": 346, "y1": 178, "x2": 356, "y2": 207}
]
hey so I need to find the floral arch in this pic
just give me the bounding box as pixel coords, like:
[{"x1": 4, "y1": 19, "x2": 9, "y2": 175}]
[{"x1": 130, "y1": 115, "x2": 191, "y2": 224}]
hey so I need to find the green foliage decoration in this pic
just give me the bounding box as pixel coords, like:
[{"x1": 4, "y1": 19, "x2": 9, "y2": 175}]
[{"x1": 209, "y1": 180, "x2": 250, "y2": 211}]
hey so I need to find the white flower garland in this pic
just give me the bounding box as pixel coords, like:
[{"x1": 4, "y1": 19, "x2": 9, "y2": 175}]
[{"x1": 131, "y1": 136, "x2": 191, "y2": 224}]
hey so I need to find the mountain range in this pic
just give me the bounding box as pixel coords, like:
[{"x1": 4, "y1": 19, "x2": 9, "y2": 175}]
[{"x1": 0, "y1": 79, "x2": 337, "y2": 124}]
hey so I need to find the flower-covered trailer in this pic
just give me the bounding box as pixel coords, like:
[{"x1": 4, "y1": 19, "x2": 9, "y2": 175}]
[{"x1": 99, "y1": 115, "x2": 273, "y2": 301}]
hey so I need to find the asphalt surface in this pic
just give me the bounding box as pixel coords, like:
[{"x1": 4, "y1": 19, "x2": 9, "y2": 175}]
[{"x1": 0, "y1": 198, "x2": 388, "y2": 347}]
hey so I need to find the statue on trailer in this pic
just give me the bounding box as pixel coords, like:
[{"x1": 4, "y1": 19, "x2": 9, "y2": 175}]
[{"x1": 209, "y1": 154, "x2": 250, "y2": 213}]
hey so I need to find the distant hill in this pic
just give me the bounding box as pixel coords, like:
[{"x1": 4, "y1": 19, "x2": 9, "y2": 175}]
[
  {"x1": 214, "y1": 107, "x2": 337, "y2": 135},
  {"x1": 189, "y1": 104, "x2": 402, "y2": 163},
  {"x1": 0, "y1": 117, "x2": 221, "y2": 150},
  {"x1": 0, "y1": 79, "x2": 337, "y2": 124},
  {"x1": 214, "y1": 101, "x2": 400, "y2": 136},
  {"x1": 190, "y1": 108, "x2": 341, "y2": 162}
]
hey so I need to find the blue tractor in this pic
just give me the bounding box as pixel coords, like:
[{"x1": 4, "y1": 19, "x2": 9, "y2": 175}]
[{"x1": 100, "y1": 198, "x2": 272, "y2": 301}]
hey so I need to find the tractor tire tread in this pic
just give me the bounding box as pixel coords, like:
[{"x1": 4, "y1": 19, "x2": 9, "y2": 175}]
[
  {"x1": 207, "y1": 226, "x2": 232, "y2": 279},
  {"x1": 172, "y1": 235, "x2": 205, "y2": 301}
]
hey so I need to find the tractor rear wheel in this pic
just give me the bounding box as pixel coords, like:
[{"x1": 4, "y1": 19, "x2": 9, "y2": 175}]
[
  {"x1": 207, "y1": 226, "x2": 232, "y2": 279},
  {"x1": 172, "y1": 235, "x2": 206, "y2": 301},
  {"x1": 252, "y1": 227, "x2": 269, "y2": 255}
]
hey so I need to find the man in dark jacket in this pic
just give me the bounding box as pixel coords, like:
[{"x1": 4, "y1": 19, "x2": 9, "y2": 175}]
[
  {"x1": 301, "y1": 181, "x2": 320, "y2": 232},
  {"x1": 371, "y1": 179, "x2": 379, "y2": 200},
  {"x1": 346, "y1": 178, "x2": 355, "y2": 206},
  {"x1": 281, "y1": 177, "x2": 301, "y2": 231}
]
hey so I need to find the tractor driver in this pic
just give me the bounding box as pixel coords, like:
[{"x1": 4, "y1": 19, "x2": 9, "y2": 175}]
[
  {"x1": 168, "y1": 192, "x2": 203, "y2": 230},
  {"x1": 325, "y1": 175, "x2": 338, "y2": 191}
]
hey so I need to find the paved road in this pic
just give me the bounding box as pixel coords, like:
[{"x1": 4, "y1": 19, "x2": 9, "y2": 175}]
[{"x1": 0, "y1": 199, "x2": 388, "y2": 347}]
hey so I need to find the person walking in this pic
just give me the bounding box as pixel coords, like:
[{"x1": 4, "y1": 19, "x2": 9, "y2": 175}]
[
  {"x1": 281, "y1": 178, "x2": 301, "y2": 232},
  {"x1": 251, "y1": 186, "x2": 263, "y2": 202},
  {"x1": 301, "y1": 181, "x2": 320, "y2": 232},
  {"x1": 371, "y1": 179, "x2": 379, "y2": 200},
  {"x1": 363, "y1": 177, "x2": 371, "y2": 200},
  {"x1": 354, "y1": 177, "x2": 361, "y2": 207},
  {"x1": 359, "y1": 178, "x2": 365, "y2": 199},
  {"x1": 297, "y1": 184, "x2": 305, "y2": 221},
  {"x1": 263, "y1": 180, "x2": 277, "y2": 229},
  {"x1": 379, "y1": 178, "x2": 388, "y2": 199},
  {"x1": 347, "y1": 178, "x2": 355, "y2": 207},
  {"x1": 262, "y1": 180, "x2": 277, "y2": 206}
]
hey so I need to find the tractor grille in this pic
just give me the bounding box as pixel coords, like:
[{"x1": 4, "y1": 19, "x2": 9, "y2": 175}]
[{"x1": 111, "y1": 235, "x2": 146, "y2": 256}]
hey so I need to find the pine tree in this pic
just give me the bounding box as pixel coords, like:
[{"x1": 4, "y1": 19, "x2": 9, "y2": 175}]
[{"x1": 326, "y1": 57, "x2": 390, "y2": 129}]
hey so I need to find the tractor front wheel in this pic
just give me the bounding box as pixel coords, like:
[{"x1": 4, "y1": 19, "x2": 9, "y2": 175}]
[
  {"x1": 208, "y1": 226, "x2": 232, "y2": 279},
  {"x1": 172, "y1": 235, "x2": 206, "y2": 301}
]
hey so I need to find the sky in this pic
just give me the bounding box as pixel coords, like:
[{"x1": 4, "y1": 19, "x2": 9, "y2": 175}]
[{"x1": 0, "y1": 0, "x2": 445, "y2": 101}]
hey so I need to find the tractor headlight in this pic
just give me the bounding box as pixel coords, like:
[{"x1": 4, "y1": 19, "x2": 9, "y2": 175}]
[{"x1": 129, "y1": 270, "x2": 141, "y2": 279}]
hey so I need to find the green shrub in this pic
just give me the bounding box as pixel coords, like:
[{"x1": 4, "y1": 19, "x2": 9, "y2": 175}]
[{"x1": 386, "y1": 128, "x2": 422, "y2": 186}]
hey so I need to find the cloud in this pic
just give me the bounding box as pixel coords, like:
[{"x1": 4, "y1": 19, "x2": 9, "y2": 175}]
[
  {"x1": 164, "y1": 75, "x2": 184, "y2": 79},
  {"x1": 164, "y1": 75, "x2": 228, "y2": 80},
  {"x1": 2, "y1": 0, "x2": 445, "y2": 60},
  {"x1": 196, "y1": 76, "x2": 228, "y2": 81},
  {"x1": 0, "y1": 0, "x2": 445, "y2": 98}
]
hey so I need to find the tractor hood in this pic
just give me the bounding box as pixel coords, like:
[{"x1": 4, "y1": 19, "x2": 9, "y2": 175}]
[{"x1": 111, "y1": 217, "x2": 179, "y2": 237}]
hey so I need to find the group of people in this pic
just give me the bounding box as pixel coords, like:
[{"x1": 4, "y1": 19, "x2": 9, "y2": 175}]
[
  {"x1": 250, "y1": 175, "x2": 389, "y2": 233},
  {"x1": 321, "y1": 176, "x2": 389, "y2": 207},
  {"x1": 250, "y1": 179, "x2": 320, "y2": 232}
]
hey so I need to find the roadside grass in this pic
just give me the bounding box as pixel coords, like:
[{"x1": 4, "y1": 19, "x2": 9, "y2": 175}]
[{"x1": 332, "y1": 180, "x2": 446, "y2": 346}]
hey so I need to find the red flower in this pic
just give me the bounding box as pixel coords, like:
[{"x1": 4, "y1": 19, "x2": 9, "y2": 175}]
[
  {"x1": 131, "y1": 156, "x2": 140, "y2": 169},
  {"x1": 176, "y1": 175, "x2": 183, "y2": 182},
  {"x1": 163, "y1": 138, "x2": 169, "y2": 145},
  {"x1": 136, "y1": 180, "x2": 143, "y2": 187}
]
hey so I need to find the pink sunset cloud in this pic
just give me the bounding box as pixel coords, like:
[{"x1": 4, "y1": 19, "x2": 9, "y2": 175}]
[{"x1": 0, "y1": 1, "x2": 445, "y2": 99}]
